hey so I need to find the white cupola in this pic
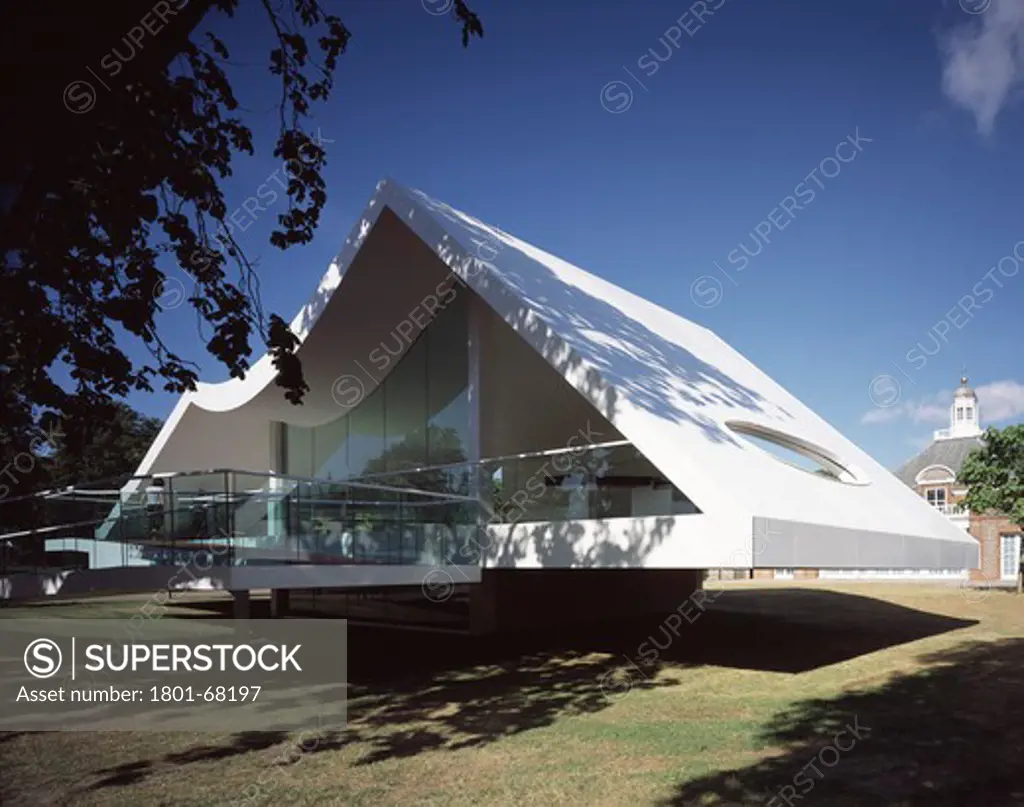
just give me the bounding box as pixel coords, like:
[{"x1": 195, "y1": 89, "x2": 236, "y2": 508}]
[{"x1": 941, "y1": 375, "x2": 982, "y2": 439}]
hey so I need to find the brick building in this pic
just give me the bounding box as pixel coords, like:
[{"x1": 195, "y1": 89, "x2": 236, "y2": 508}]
[{"x1": 892, "y1": 377, "x2": 1019, "y2": 585}]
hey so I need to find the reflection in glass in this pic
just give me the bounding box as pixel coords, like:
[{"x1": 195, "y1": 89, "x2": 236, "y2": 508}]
[
  {"x1": 285, "y1": 424, "x2": 314, "y2": 478},
  {"x1": 315, "y1": 412, "x2": 350, "y2": 480},
  {"x1": 427, "y1": 293, "x2": 470, "y2": 466},
  {"x1": 283, "y1": 288, "x2": 469, "y2": 484},
  {"x1": 382, "y1": 333, "x2": 428, "y2": 472},
  {"x1": 348, "y1": 383, "x2": 385, "y2": 478},
  {"x1": 480, "y1": 444, "x2": 700, "y2": 523}
]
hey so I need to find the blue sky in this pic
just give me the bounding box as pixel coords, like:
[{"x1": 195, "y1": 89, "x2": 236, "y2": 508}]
[{"x1": 133, "y1": 0, "x2": 1024, "y2": 470}]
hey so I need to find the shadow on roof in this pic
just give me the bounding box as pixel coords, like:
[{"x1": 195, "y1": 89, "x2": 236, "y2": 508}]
[{"x1": 415, "y1": 191, "x2": 795, "y2": 445}]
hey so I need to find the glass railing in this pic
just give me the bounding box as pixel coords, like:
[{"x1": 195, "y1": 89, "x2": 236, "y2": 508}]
[
  {"x1": 0, "y1": 474, "x2": 229, "y2": 577},
  {"x1": 228, "y1": 472, "x2": 478, "y2": 567},
  {"x1": 0, "y1": 469, "x2": 479, "y2": 575},
  {"x1": 0, "y1": 443, "x2": 698, "y2": 578}
]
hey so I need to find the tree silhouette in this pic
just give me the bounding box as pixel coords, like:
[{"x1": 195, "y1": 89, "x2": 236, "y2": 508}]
[{"x1": 0, "y1": 0, "x2": 483, "y2": 459}]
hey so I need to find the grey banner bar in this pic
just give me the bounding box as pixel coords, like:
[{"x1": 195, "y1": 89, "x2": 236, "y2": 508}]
[
  {"x1": 0, "y1": 619, "x2": 347, "y2": 732},
  {"x1": 752, "y1": 517, "x2": 980, "y2": 569}
]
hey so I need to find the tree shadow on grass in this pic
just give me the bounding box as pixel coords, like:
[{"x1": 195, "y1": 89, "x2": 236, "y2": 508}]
[
  {"x1": 332, "y1": 587, "x2": 972, "y2": 767},
  {"x1": 0, "y1": 587, "x2": 981, "y2": 800},
  {"x1": 660, "y1": 638, "x2": 1024, "y2": 806},
  {"x1": 48, "y1": 645, "x2": 677, "y2": 798},
  {"x1": 83, "y1": 731, "x2": 291, "y2": 792},
  {"x1": 342, "y1": 647, "x2": 679, "y2": 766},
  {"x1": 152, "y1": 590, "x2": 974, "y2": 733}
]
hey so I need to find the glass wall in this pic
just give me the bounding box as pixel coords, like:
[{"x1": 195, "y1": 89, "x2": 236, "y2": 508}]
[
  {"x1": 383, "y1": 331, "x2": 428, "y2": 472},
  {"x1": 285, "y1": 423, "x2": 314, "y2": 479},
  {"x1": 426, "y1": 292, "x2": 470, "y2": 467},
  {"x1": 281, "y1": 291, "x2": 699, "y2": 527},
  {"x1": 348, "y1": 384, "x2": 385, "y2": 478},
  {"x1": 485, "y1": 443, "x2": 699, "y2": 523},
  {"x1": 316, "y1": 408, "x2": 350, "y2": 480},
  {"x1": 283, "y1": 291, "x2": 470, "y2": 485}
]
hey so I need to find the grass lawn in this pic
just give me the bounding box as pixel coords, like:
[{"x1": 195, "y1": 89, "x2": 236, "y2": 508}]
[{"x1": 1, "y1": 581, "x2": 1023, "y2": 806}]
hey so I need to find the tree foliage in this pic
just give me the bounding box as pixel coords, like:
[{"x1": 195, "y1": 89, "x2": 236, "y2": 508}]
[
  {"x1": 49, "y1": 402, "x2": 163, "y2": 488},
  {"x1": 959, "y1": 424, "x2": 1024, "y2": 529},
  {"x1": 0, "y1": 0, "x2": 482, "y2": 461},
  {"x1": 0, "y1": 402, "x2": 162, "y2": 565}
]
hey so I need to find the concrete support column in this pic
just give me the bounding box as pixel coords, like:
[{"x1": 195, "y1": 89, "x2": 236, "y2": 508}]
[
  {"x1": 270, "y1": 588, "x2": 290, "y2": 617},
  {"x1": 230, "y1": 589, "x2": 250, "y2": 619}
]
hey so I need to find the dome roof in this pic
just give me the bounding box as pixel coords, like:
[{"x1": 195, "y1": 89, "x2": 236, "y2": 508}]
[{"x1": 955, "y1": 375, "x2": 976, "y2": 398}]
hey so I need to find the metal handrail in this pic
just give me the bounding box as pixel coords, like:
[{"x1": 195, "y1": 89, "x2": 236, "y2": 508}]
[
  {"x1": 351, "y1": 439, "x2": 632, "y2": 484},
  {"x1": 0, "y1": 466, "x2": 479, "y2": 509},
  {"x1": 0, "y1": 439, "x2": 632, "y2": 510}
]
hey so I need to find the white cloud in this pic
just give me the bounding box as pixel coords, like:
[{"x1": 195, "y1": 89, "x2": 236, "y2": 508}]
[
  {"x1": 860, "y1": 409, "x2": 901, "y2": 428},
  {"x1": 861, "y1": 408, "x2": 901, "y2": 425},
  {"x1": 861, "y1": 391, "x2": 952, "y2": 426},
  {"x1": 939, "y1": 0, "x2": 1024, "y2": 136},
  {"x1": 861, "y1": 379, "x2": 1024, "y2": 426},
  {"x1": 977, "y1": 379, "x2": 1024, "y2": 421}
]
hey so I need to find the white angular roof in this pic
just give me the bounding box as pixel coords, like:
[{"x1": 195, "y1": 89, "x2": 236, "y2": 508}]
[{"x1": 136, "y1": 179, "x2": 978, "y2": 570}]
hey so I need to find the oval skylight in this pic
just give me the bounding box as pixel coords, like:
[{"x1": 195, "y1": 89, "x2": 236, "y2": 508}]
[{"x1": 725, "y1": 421, "x2": 869, "y2": 486}]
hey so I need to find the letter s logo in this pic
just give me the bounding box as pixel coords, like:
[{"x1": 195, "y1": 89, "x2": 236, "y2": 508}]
[{"x1": 24, "y1": 639, "x2": 62, "y2": 679}]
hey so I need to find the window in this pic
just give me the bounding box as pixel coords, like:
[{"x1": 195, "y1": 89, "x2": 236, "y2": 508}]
[
  {"x1": 956, "y1": 407, "x2": 964, "y2": 421},
  {"x1": 1001, "y1": 535, "x2": 1021, "y2": 581},
  {"x1": 966, "y1": 406, "x2": 973, "y2": 420},
  {"x1": 926, "y1": 488, "x2": 946, "y2": 508}
]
